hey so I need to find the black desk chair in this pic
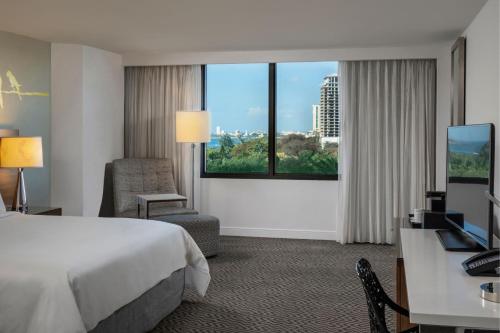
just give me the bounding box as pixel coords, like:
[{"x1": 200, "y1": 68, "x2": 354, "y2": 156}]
[{"x1": 356, "y1": 258, "x2": 419, "y2": 333}]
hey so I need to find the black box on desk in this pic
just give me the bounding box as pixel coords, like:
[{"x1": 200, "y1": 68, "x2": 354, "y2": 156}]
[{"x1": 422, "y1": 211, "x2": 449, "y2": 229}]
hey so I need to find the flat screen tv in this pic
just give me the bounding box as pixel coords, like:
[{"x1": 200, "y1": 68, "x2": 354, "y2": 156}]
[{"x1": 446, "y1": 124, "x2": 496, "y2": 249}]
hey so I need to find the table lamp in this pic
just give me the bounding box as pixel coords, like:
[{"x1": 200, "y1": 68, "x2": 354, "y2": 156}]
[
  {"x1": 176, "y1": 111, "x2": 210, "y2": 209},
  {"x1": 0, "y1": 137, "x2": 43, "y2": 213}
]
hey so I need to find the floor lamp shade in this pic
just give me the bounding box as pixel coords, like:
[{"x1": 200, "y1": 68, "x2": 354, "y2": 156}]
[
  {"x1": 176, "y1": 111, "x2": 211, "y2": 143},
  {"x1": 0, "y1": 137, "x2": 44, "y2": 168}
]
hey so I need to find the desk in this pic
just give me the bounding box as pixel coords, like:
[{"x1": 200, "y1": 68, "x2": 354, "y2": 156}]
[{"x1": 400, "y1": 229, "x2": 500, "y2": 330}]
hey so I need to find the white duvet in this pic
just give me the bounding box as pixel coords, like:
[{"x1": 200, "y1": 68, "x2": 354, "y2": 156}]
[{"x1": 0, "y1": 212, "x2": 210, "y2": 333}]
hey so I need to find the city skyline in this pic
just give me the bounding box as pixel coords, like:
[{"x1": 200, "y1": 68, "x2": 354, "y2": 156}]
[{"x1": 206, "y1": 62, "x2": 338, "y2": 134}]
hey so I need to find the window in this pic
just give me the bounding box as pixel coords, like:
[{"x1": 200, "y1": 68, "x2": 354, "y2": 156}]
[
  {"x1": 276, "y1": 62, "x2": 339, "y2": 175},
  {"x1": 202, "y1": 62, "x2": 339, "y2": 180},
  {"x1": 204, "y1": 64, "x2": 269, "y2": 174}
]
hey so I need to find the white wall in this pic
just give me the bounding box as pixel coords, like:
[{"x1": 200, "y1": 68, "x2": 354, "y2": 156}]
[
  {"x1": 461, "y1": 0, "x2": 500, "y2": 235},
  {"x1": 201, "y1": 177, "x2": 339, "y2": 240},
  {"x1": 82, "y1": 47, "x2": 124, "y2": 216},
  {"x1": 126, "y1": 44, "x2": 453, "y2": 240},
  {"x1": 51, "y1": 44, "x2": 124, "y2": 216},
  {"x1": 51, "y1": 44, "x2": 84, "y2": 215},
  {"x1": 463, "y1": 0, "x2": 499, "y2": 126},
  {"x1": 124, "y1": 44, "x2": 448, "y2": 66}
]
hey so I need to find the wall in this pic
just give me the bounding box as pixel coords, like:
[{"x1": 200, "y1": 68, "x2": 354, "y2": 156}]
[
  {"x1": 463, "y1": 0, "x2": 499, "y2": 126},
  {"x1": 461, "y1": 0, "x2": 500, "y2": 236},
  {"x1": 51, "y1": 44, "x2": 84, "y2": 214},
  {"x1": 82, "y1": 47, "x2": 124, "y2": 216},
  {"x1": 200, "y1": 177, "x2": 339, "y2": 240},
  {"x1": 0, "y1": 31, "x2": 51, "y2": 205},
  {"x1": 498, "y1": 0, "x2": 500, "y2": 233},
  {"x1": 435, "y1": 42, "x2": 454, "y2": 191},
  {"x1": 124, "y1": 44, "x2": 448, "y2": 66},
  {"x1": 51, "y1": 44, "x2": 124, "y2": 216},
  {"x1": 126, "y1": 43, "x2": 453, "y2": 240}
]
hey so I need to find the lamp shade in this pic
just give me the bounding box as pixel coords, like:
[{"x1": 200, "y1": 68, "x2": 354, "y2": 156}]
[
  {"x1": 176, "y1": 111, "x2": 211, "y2": 143},
  {"x1": 0, "y1": 137, "x2": 43, "y2": 168}
]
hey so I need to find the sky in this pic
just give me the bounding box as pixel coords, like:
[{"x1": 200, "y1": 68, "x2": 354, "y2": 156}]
[
  {"x1": 448, "y1": 124, "x2": 492, "y2": 143},
  {"x1": 206, "y1": 61, "x2": 338, "y2": 134}
]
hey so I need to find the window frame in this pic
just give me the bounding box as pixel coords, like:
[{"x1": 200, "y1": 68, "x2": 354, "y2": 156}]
[{"x1": 200, "y1": 63, "x2": 338, "y2": 181}]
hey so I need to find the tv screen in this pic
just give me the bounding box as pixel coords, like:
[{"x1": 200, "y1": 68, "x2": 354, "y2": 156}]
[{"x1": 446, "y1": 124, "x2": 495, "y2": 249}]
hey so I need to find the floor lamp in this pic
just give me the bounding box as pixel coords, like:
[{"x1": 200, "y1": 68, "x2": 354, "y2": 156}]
[
  {"x1": 0, "y1": 137, "x2": 44, "y2": 213},
  {"x1": 176, "y1": 111, "x2": 210, "y2": 210}
]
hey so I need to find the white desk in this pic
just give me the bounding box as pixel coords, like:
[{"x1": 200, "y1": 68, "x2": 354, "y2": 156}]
[{"x1": 400, "y1": 229, "x2": 500, "y2": 330}]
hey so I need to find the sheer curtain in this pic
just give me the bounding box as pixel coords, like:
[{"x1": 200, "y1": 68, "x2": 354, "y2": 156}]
[
  {"x1": 338, "y1": 60, "x2": 436, "y2": 244},
  {"x1": 124, "y1": 65, "x2": 202, "y2": 199}
]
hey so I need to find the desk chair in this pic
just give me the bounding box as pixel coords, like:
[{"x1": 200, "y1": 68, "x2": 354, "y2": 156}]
[{"x1": 356, "y1": 258, "x2": 419, "y2": 333}]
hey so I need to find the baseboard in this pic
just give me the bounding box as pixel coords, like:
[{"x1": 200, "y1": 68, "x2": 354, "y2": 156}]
[{"x1": 220, "y1": 227, "x2": 337, "y2": 241}]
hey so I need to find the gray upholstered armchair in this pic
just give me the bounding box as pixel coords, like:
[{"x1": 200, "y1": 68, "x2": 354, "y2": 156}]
[
  {"x1": 99, "y1": 158, "x2": 220, "y2": 257},
  {"x1": 99, "y1": 158, "x2": 197, "y2": 218}
]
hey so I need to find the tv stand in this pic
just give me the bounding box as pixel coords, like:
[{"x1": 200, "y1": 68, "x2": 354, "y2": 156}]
[{"x1": 435, "y1": 229, "x2": 484, "y2": 252}]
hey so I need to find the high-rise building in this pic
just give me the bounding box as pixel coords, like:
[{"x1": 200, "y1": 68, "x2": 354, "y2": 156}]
[
  {"x1": 319, "y1": 74, "x2": 339, "y2": 138},
  {"x1": 312, "y1": 104, "x2": 320, "y2": 134},
  {"x1": 216, "y1": 126, "x2": 221, "y2": 136}
]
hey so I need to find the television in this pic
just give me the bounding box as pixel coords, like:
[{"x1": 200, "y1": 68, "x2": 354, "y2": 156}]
[{"x1": 444, "y1": 123, "x2": 496, "y2": 250}]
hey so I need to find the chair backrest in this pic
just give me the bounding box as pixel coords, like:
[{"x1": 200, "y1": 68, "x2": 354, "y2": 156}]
[
  {"x1": 98, "y1": 163, "x2": 115, "y2": 217},
  {"x1": 356, "y1": 258, "x2": 390, "y2": 333},
  {"x1": 112, "y1": 158, "x2": 178, "y2": 214}
]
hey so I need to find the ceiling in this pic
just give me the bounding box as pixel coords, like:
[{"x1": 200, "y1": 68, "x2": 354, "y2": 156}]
[{"x1": 0, "y1": 0, "x2": 487, "y2": 54}]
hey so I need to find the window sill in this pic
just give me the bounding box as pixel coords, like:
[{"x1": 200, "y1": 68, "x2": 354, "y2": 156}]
[{"x1": 200, "y1": 173, "x2": 338, "y2": 181}]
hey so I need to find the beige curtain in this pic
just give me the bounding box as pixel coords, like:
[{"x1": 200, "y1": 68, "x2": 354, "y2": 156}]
[
  {"x1": 338, "y1": 60, "x2": 436, "y2": 244},
  {"x1": 124, "y1": 65, "x2": 202, "y2": 196}
]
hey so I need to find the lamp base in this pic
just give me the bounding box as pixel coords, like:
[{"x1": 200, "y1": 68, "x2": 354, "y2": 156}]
[{"x1": 11, "y1": 168, "x2": 28, "y2": 213}]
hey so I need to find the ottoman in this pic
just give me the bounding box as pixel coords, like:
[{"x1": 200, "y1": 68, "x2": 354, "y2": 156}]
[{"x1": 156, "y1": 214, "x2": 220, "y2": 257}]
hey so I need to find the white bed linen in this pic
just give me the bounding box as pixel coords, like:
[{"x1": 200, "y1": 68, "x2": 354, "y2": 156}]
[{"x1": 0, "y1": 212, "x2": 210, "y2": 333}]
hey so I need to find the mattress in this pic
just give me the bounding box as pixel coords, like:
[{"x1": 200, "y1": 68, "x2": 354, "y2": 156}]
[{"x1": 0, "y1": 212, "x2": 210, "y2": 333}]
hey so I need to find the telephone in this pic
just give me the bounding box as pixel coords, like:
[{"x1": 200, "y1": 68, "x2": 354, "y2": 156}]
[{"x1": 462, "y1": 248, "x2": 500, "y2": 277}]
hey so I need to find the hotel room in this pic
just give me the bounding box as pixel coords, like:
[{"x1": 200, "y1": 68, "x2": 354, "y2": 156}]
[{"x1": 0, "y1": 0, "x2": 499, "y2": 332}]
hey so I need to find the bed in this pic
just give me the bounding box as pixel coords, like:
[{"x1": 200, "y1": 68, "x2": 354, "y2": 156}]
[{"x1": 0, "y1": 211, "x2": 210, "y2": 333}]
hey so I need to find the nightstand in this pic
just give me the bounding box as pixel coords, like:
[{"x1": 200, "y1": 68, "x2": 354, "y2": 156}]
[{"x1": 14, "y1": 207, "x2": 63, "y2": 216}]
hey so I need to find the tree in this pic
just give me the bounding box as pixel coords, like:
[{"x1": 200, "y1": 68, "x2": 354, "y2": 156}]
[
  {"x1": 219, "y1": 134, "x2": 234, "y2": 159},
  {"x1": 206, "y1": 133, "x2": 338, "y2": 175},
  {"x1": 232, "y1": 136, "x2": 268, "y2": 157},
  {"x1": 278, "y1": 134, "x2": 320, "y2": 157},
  {"x1": 323, "y1": 142, "x2": 339, "y2": 156}
]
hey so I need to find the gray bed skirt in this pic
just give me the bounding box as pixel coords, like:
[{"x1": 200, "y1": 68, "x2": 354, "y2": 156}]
[{"x1": 89, "y1": 268, "x2": 185, "y2": 333}]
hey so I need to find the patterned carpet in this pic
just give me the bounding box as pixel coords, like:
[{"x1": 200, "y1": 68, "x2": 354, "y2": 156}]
[{"x1": 151, "y1": 236, "x2": 396, "y2": 333}]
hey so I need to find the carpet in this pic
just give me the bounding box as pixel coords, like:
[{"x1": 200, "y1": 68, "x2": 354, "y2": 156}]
[{"x1": 152, "y1": 236, "x2": 396, "y2": 333}]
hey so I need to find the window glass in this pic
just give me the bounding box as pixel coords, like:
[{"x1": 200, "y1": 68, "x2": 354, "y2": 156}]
[
  {"x1": 276, "y1": 62, "x2": 339, "y2": 175},
  {"x1": 205, "y1": 64, "x2": 269, "y2": 174}
]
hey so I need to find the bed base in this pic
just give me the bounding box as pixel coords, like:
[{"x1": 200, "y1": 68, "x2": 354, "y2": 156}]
[{"x1": 89, "y1": 268, "x2": 185, "y2": 333}]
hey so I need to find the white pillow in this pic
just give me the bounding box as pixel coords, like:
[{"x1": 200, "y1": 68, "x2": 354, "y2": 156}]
[{"x1": 0, "y1": 193, "x2": 6, "y2": 212}]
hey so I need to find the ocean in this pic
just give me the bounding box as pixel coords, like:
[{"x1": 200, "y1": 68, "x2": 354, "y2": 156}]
[
  {"x1": 449, "y1": 141, "x2": 488, "y2": 154},
  {"x1": 206, "y1": 135, "x2": 240, "y2": 148}
]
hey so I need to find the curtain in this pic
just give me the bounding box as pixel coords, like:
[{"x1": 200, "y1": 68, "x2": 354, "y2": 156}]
[
  {"x1": 338, "y1": 60, "x2": 436, "y2": 244},
  {"x1": 124, "y1": 65, "x2": 202, "y2": 198}
]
